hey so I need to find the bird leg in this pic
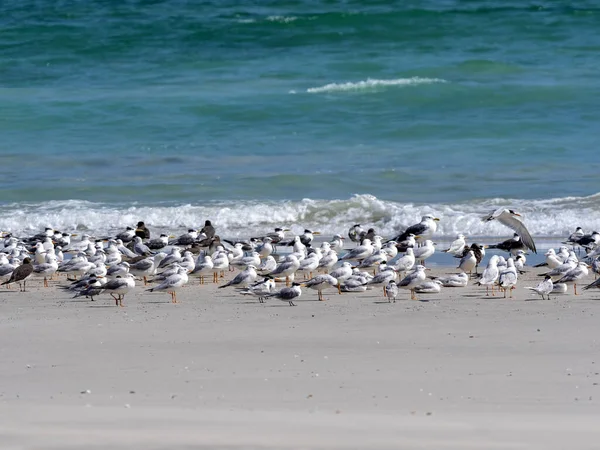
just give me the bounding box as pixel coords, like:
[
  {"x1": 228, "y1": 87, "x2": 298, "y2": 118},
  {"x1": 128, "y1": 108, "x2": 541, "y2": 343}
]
[
  {"x1": 285, "y1": 276, "x2": 290, "y2": 287},
  {"x1": 510, "y1": 286, "x2": 515, "y2": 298},
  {"x1": 491, "y1": 285, "x2": 495, "y2": 296},
  {"x1": 383, "y1": 286, "x2": 387, "y2": 297},
  {"x1": 44, "y1": 277, "x2": 49, "y2": 288},
  {"x1": 574, "y1": 284, "x2": 579, "y2": 295},
  {"x1": 485, "y1": 286, "x2": 489, "y2": 296},
  {"x1": 143, "y1": 276, "x2": 148, "y2": 286},
  {"x1": 337, "y1": 283, "x2": 341, "y2": 295},
  {"x1": 289, "y1": 301, "x2": 296, "y2": 306}
]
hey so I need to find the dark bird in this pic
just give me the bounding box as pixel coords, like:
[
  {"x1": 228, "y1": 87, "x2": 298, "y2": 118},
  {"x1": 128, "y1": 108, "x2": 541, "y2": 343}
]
[
  {"x1": 487, "y1": 233, "x2": 526, "y2": 255},
  {"x1": 457, "y1": 243, "x2": 486, "y2": 274},
  {"x1": 392, "y1": 215, "x2": 440, "y2": 243},
  {"x1": 359, "y1": 228, "x2": 376, "y2": 245},
  {"x1": 266, "y1": 282, "x2": 303, "y2": 306},
  {"x1": 135, "y1": 221, "x2": 151, "y2": 240},
  {"x1": 1, "y1": 257, "x2": 34, "y2": 291},
  {"x1": 481, "y1": 208, "x2": 536, "y2": 253},
  {"x1": 348, "y1": 224, "x2": 364, "y2": 245},
  {"x1": 199, "y1": 220, "x2": 216, "y2": 239}
]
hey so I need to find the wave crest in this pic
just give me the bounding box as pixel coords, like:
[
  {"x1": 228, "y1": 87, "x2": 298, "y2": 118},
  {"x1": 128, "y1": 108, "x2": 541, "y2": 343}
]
[
  {"x1": 305, "y1": 77, "x2": 447, "y2": 94},
  {"x1": 2, "y1": 194, "x2": 600, "y2": 240}
]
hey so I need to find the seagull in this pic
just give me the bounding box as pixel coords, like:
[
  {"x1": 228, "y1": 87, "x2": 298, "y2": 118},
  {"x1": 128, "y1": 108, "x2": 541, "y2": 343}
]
[
  {"x1": 475, "y1": 255, "x2": 500, "y2": 296},
  {"x1": 348, "y1": 224, "x2": 365, "y2": 245},
  {"x1": 329, "y1": 261, "x2": 354, "y2": 285},
  {"x1": 397, "y1": 265, "x2": 428, "y2": 300},
  {"x1": 413, "y1": 240, "x2": 435, "y2": 265},
  {"x1": 129, "y1": 253, "x2": 166, "y2": 285},
  {"x1": 269, "y1": 255, "x2": 300, "y2": 286},
  {"x1": 392, "y1": 215, "x2": 440, "y2": 243},
  {"x1": 267, "y1": 282, "x2": 303, "y2": 306},
  {"x1": 304, "y1": 274, "x2": 339, "y2": 300},
  {"x1": 147, "y1": 267, "x2": 189, "y2": 303},
  {"x1": 525, "y1": 276, "x2": 553, "y2": 300},
  {"x1": 100, "y1": 273, "x2": 136, "y2": 307},
  {"x1": 390, "y1": 248, "x2": 415, "y2": 275},
  {"x1": 414, "y1": 280, "x2": 442, "y2": 294},
  {"x1": 443, "y1": 234, "x2": 466, "y2": 257},
  {"x1": 317, "y1": 249, "x2": 338, "y2": 274},
  {"x1": 340, "y1": 239, "x2": 373, "y2": 262},
  {"x1": 33, "y1": 253, "x2": 59, "y2": 287},
  {"x1": 257, "y1": 255, "x2": 277, "y2": 276},
  {"x1": 433, "y1": 272, "x2": 469, "y2": 288},
  {"x1": 329, "y1": 234, "x2": 345, "y2": 253},
  {"x1": 116, "y1": 227, "x2": 136, "y2": 243},
  {"x1": 498, "y1": 258, "x2": 518, "y2": 298},
  {"x1": 458, "y1": 250, "x2": 477, "y2": 275},
  {"x1": 555, "y1": 261, "x2": 589, "y2": 295},
  {"x1": 299, "y1": 229, "x2": 319, "y2": 246},
  {"x1": 482, "y1": 208, "x2": 536, "y2": 253},
  {"x1": 219, "y1": 265, "x2": 258, "y2": 289},
  {"x1": 189, "y1": 255, "x2": 214, "y2": 284},
  {"x1": 1, "y1": 257, "x2": 33, "y2": 291},
  {"x1": 534, "y1": 248, "x2": 562, "y2": 269},
  {"x1": 395, "y1": 234, "x2": 417, "y2": 253},
  {"x1": 256, "y1": 237, "x2": 274, "y2": 258},
  {"x1": 364, "y1": 264, "x2": 397, "y2": 296},
  {"x1": 147, "y1": 234, "x2": 170, "y2": 250},
  {"x1": 488, "y1": 233, "x2": 527, "y2": 256},
  {"x1": 238, "y1": 277, "x2": 276, "y2": 303},
  {"x1": 385, "y1": 280, "x2": 399, "y2": 302}
]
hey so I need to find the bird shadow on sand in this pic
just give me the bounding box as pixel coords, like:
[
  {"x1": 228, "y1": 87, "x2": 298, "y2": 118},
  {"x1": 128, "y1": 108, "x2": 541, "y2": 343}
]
[
  {"x1": 373, "y1": 301, "x2": 393, "y2": 304},
  {"x1": 88, "y1": 305, "x2": 119, "y2": 308}
]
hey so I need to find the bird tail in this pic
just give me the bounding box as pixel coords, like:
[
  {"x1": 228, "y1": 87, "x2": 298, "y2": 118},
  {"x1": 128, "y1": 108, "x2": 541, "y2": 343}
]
[
  {"x1": 534, "y1": 262, "x2": 548, "y2": 267},
  {"x1": 0, "y1": 280, "x2": 9, "y2": 286}
]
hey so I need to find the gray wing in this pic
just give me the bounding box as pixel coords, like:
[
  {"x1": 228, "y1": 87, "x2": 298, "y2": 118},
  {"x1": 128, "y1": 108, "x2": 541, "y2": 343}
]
[
  {"x1": 398, "y1": 272, "x2": 418, "y2": 287},
  {"x1": 496, "y1": 211, "x2": 537, "y2": 254},
  {"x1": 584, "y1": 277, "x2": 600, "y2": 290},
  {"x1": 132, "y1": 259, "x2": 153, "y2": 271},
  {"x1": 273, "y1": 288, "x2": 299, "y2": 300}
]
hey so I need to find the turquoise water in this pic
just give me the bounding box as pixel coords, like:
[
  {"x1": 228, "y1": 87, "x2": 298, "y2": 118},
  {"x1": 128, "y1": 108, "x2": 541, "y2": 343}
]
[{"x1": 2, "y1": 1, "x2": 600, "y2": 236}]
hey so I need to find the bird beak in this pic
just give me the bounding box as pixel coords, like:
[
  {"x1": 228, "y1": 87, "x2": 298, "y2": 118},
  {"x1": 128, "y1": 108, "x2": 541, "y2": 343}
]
[
  {"x1": 483, "y1": 245, "x2": 489, "y2": 249},
  {"x1": 513, "y1": 213, "x2": 522, "y2": 217},
  {"x1": 313, "y1": 232, "x2": 321, "y2": 235},
  {"x1": 433, "y1": 218, "x2": 440, "y2": 221},
  {"x1": 425, "y1": 268, "x2": 431, "y2": 271},
  {"x1": 299, "y1": 283, "x2": 306, "y2": 287},
  {"x1": 414, "y1": 235, "x2": 421, "y2": 239}
]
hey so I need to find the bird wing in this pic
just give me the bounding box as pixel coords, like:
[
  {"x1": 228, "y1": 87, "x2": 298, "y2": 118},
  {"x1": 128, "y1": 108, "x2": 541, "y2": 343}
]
[{"x1": 495, "y1": 211, "x2": 537, "y2": 254}]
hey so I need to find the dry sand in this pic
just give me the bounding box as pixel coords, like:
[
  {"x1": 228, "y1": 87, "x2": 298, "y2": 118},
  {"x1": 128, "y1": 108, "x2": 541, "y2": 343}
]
[{"x1": 1, "y1": 264, "x2": 600, "y2": 449}]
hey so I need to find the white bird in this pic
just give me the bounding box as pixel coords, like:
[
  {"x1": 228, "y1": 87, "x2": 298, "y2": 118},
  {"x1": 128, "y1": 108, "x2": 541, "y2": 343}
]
[
  {"x1": 458, "y1": 250, "x2": 477, "y2": 275},
  {"x1": 101, "y1": 273, "x2": 136, "y2": 307},
  {"x1": 397, "y1": 265, "x2": 428, "y2": 300},
  {"x1": 525, "y1": 275, "x2": 553, "y2": 300},
  {"x1": 414, "y1": 280, "x2": 442, "y2": 294},
  {"x1": 147, "y1": 267, "x2": 188, "y2": 303},
  {"x1": 329, "y1": 234, "x2": 345, "y2": 253},
  {"x1": 329, "y1": 261, "x2": 354, "y2": 284},
  {"x1": 433, "y1": 272, "x2": 469, "y2": 288},
  {"x1": 238, "y1": 277, "x2": 276, "y2": 303},
  {"x1": 296, "y1": 252, "x2": 321, "y2": 279},
  {"x1": 340, "y1": 239, "x2": 373, "y2": 262},
  {"x1": 385, "y1": 280, "x2": 399, "y2": 302},
  {"x1": 364, "y1": 264, "x2": 397, "y2": 296},
  {"x1": 476, "y1": 255, "x2": 500, "y2": 296},
  {"x1": 130, "y1": 253, "x2": 167, "y2": 285},
  {"x1": 443, "y1": 234, "x2": 466, "y2": 256},
  {"x1": 381, "y1": 241, "x2": 398, "y2": 260},
  {"x1": 219, "y1": 265, "x2": 258, "y2": 289},
  {"x1": 304, "y1": 274, "x2": 339, "y2": 300},
  {"x1": 482, "y1": 208, "x2": 536, "y2": 253},
  {"x1": 413, "y1": 240, "x2": 435, "y2": 265},
  {"x1": 552, "y1": 283, "x2": 568, "y2": 294},
  {"x1": 317, "y1": 249, "x2": 338, "y2": 274},
  {"x1": 498, "y1": 258, "x2": 518, "y2": 298},
  {"x1": 106, "y1": 261, "x2": 130, "y2": 279},
  {"x1": 256, "y1": 237, "x2": 274, "y2": 258},
  {"x1": 189, "y1": 255, "x2": 214, "y2": 284},
  {"x1": 257, "y1": 255, "x2": 277, "y2": 276},
  {"x1": 390, "y1": 248, "x2": 415, "y2": 274},
  {"x1": 555, "y1": 261, "x2": 589, "y2": 295},
  {"x1": 357, "y1": 249, "x2": 387, "y2": 273},
  {"x1": 269, "y1": 255, "x2": 300, "y2": 286}
]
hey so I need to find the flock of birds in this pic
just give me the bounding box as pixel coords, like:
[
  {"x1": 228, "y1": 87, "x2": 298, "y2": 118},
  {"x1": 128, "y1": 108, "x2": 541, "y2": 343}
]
[{"x1": 1, "y1": 209, "x2": 600, "y2": 307}]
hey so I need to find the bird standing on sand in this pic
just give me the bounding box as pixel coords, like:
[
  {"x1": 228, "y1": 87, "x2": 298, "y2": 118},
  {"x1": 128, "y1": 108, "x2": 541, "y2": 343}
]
[
  {"x1": 267, "y1": 282, "x2": 303, "y2": 306},
  {"x1": 555, "y1": 261, "x2": 589, "y2": 295},
  {"x1": 100, "y1": 273, "x2": 136, "y2": 307},
  {"x1": 476, "y1": 255, "x2": 499, "y2": 296},
  {"x1": 482, "y1": 208, "x2": 536, "y2": 253},
  {"x1": 526, "y1": 276, "x2": 553, "y2": 300},
  {"x1": 304, "y1": 274, "x2": 339, "y2": 300},
  {"x1": 147, "y1": 267, "x2": 188, "y2": 303},
  {"x1": 219, "y1": 265, "x2": 258, "y2": 289},
  {"x1": 1, "y1": 257, "x2": 34, "y2": 292},
  {"x1": 498, "y1": 258, "x2": 518, "y2": 298},
  {"x1": 398, "y1": 265, "x2": 428, "y2": 300},
  {"x1": 385, "y1": 280, "x2": 399, "y2": 302}
]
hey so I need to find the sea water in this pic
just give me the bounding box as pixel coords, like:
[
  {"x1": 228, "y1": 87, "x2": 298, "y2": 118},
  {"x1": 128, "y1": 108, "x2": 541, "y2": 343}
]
[{"x1": 2, "y1": 1, "x2": 600, "y2": 239}]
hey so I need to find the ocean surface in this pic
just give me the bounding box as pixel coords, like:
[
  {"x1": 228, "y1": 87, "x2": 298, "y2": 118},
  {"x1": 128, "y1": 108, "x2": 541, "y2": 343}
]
[{"x1": 2, "y1": 0, "x2": 600, "y2": 239}]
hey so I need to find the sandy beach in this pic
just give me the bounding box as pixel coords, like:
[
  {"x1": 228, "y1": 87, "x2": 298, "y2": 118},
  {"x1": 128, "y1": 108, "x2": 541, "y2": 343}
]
[{"x1": 1, "y1": 265, "x2": 600, "y2": 449}]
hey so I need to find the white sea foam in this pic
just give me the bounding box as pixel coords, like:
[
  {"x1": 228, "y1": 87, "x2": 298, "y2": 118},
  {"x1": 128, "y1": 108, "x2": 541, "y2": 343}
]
[
  {"x1": 306, "y1": 77, "x2": 447, "y2": 94},
  {"x1": 2, "y1": 194, "x2": 600, "y2": 241},
  {"x1": 266, "y1": 15, "x2": 298, "y2": 23}
]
